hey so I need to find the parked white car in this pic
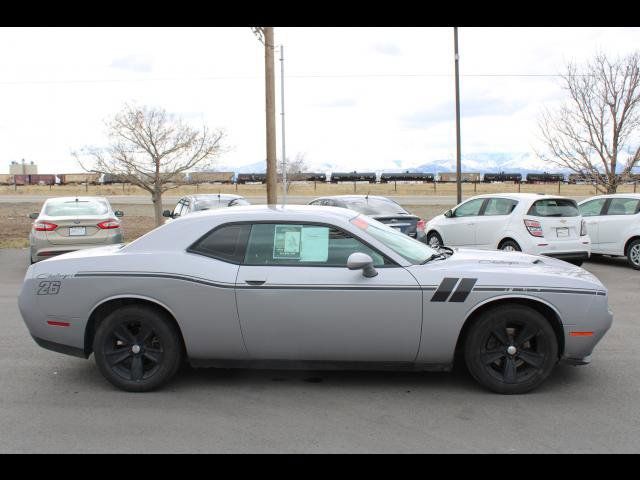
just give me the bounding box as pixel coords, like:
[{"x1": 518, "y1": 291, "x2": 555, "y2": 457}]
[
  {"x1": 425, "y1": 193, "x2": 591, "y2": 265},
  {"x1": 578, "y1": 193, "x2": 640, "y2": 270}
]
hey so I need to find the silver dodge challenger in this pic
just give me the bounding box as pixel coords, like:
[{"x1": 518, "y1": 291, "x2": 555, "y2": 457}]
[{"x1": 18, "y1": 205, "x2": 613, "y2": 394}]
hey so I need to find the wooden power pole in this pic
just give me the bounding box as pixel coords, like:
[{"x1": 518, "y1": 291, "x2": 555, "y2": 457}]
[
  {"x1": 454, "y1": 27, "x2": 462, "y2": 205},
  {"x1": 264, "y1": 27, "x2": 278, "y2": 205}
]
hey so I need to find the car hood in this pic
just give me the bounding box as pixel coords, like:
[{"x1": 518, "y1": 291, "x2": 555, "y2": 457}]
[{"x1": 407, "y1": 248, "x2": 605, "y2": 291}]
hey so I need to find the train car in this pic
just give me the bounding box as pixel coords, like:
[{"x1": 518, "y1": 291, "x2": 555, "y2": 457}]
[
  {"x1": 379, "y1": 172, "x2": 435, "y2": 183},
  {"x1": 0, "y1": 174, "x2": 14, "y2": 185},
  {"x1": 187, "y1": 171, "x2": 234, "y2": 184},
  {"x1": 100, "y1": 173, "x2": 131, "y2": 184},
  {"x1": 438, "y1": 172, "x2": 481, "y2": 183},
  {"x1": 236, "y1": 173, "x2": 267, "y2": 184},
  {"x1": 329, "y1": 172, "x2": 377, "y2": 184},
  {"x1": 526, "y1": 172, "x2": 566, "y2": 183},
  {"x1": 304, "y1": 172, "x2": 327, "y2": 182},
  {"x1": 58, "y1": 173, "x2": 101, "y2": 184},
  {"x1": 13, "y1": 174, "x2": 56, "y2": 185},
  {"x1": 482, "y1": 172, "x2": 522, "y2": 183}
]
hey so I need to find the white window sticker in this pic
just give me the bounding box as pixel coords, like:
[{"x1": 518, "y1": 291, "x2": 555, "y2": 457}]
[
  {"x1": 300, "y1": 226, "x2": 329, "y2": 262},
  {"x1": 273, "y1": 225, "x2": 302, "y2": 259}
]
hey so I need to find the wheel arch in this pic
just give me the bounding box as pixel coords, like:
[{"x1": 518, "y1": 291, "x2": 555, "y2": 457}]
[
  {"x1": 83, "y1": 295, "x2": 186, "y2": 357},
  {"x1": 497, "y1": 237, "x2": 520, "y2": 249},
  {"x1": 454, "y1": 295, "x2": 565, "y2": 363},
  {"x1": 624, "y1": 235, "x2": 640, "y2": 255}
]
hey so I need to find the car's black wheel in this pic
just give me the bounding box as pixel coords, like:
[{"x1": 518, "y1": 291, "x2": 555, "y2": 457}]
[
  {"x1": 499, "y1": 239, "x2": 521, "y2": 252},
  {"x1": 427, "y1": 231, "x2": 443, "y2": 249},
  {"x1": 627, "y1": 239, "x2": 640, "y2": 270},
  {"x1": 464, "y1": 304, "x2": 558, "y2": 394},
  {"x1": 93, "y1": 305, "x2": 183, "y2": 392}
]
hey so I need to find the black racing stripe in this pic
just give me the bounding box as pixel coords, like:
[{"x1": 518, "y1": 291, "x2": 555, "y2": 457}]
[
  {"x1": 472, "y1": 286, "x2": 604, "y2": 295},
  {"x1": 431, "y1": 277, "x2": 459, "y2": 302},
  {"x1": 449, "y1": 278, "x2": 478, "y2": 302},
  {"x1": 75, "y1": 271, "x2": 433, "y2": 292},
  {"x1": 473, "y1": 287, "x2": 508, "y2": 292}
]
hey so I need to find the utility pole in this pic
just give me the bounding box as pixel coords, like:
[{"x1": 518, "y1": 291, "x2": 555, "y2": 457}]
[
  {"x1": 263, "y1": 27, "x2": 278, "y2": 204},
  {"x1": 280, "y1": 44, "x2": 287, "y2": 205},
  {"x1": 454, "y1": 27, "x2": 462, "y2": 204}
]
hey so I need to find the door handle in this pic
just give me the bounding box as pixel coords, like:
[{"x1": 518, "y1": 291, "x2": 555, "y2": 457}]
[{"x1": 245, "y1": 280, "x2": 266, "y2": 286}]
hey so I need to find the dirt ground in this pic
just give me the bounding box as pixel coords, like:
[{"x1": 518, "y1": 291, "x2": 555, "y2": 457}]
[{"x1": 0, "y1": 200, "x2": 452, "y2": 249}]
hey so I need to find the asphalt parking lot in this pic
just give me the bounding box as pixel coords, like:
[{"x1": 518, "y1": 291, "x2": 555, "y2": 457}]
[{"x1": 1, "y1": 248, "x2": 638, "y2": 453}]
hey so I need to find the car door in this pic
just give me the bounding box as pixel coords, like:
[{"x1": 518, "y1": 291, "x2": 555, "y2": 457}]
[
  {"x1": 474, "y1": 197, "x2": 519, "y2": 249},
  {"x1": 438, "y1": 198, "x2": 486, "y2": 246},
  {"x1": 597, "y1": 198, "x2": 640, "y2": 254},
  {"x1": 578, "y1": 197, "x2": 607, "y2": 250},
  {"x1": 235, "y1": 222, "x2": 422, "y2": 362}
]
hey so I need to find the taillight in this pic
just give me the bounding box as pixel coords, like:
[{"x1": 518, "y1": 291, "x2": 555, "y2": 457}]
[
  {"x1": 97, "y1": 219, "x2": 120, "y2": 229},
  {"x1": 416, "y1": 219, "x2": 426, "y2": 232},
  {"x1": 580, "y1": 219, "x2": 587, "y2": 236},
  {"x1": 524, "y1": 219, "x2": 544, "y2": 237},
  {"x1": 33, "y1": 221, "x2": 57, "y2": 232}
]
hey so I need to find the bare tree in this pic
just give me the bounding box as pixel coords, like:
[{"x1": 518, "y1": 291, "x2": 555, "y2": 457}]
[
  {"x1": 278, "y1": 152, "x2": 309, "y2": 192},
  {"x1": 538, "y1": 52, "x2": 640, "y2": 193},
  {"x1": 75, "y1": 104, "x2": 224, "y2": 226}
]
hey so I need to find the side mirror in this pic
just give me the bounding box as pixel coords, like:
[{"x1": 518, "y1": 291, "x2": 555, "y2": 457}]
[
  {"x1": 444, "y1": 209, "x2": 453, "y2": 218},
  {"x1": 347, "y1": 252, "x2": 378, "y2": 278},
  {"x1": 28, "y1": 212, "x2": 39, "y2": 219},
  {"x1": 114, "y1": 210, "x2": 124, "y2": 217},
  {"x1": 162, "y1": 210, "x2": 173, "y2": 218}
]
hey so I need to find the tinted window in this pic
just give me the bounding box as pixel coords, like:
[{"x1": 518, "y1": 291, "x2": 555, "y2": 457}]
[
  {"x1": 172, "y1": 200, "x2": 186, "y2": 217},
  {"x1": 340, "y1": 198, "x2": 408, "y2": 216},
  {"x1": 453, "y1": 198, "x2": 485, "y2": 217},
  {"x1": 527, "y1": 199, "x2": 578, "y2": 217},
  {"x1": 44, "y1": 199, "x2": 109, "y2": 216},
  {"x1": 483, "y1": 198, "x2": 518, "y2": 216},
  {"x1": 189, "y1": 224, "x2": 250, "y2": 263},
  {"x1": 606, "y1": 198, "x2": 640, "y2": 215},
  {"x1": 579, "y1": 198, "x2": 607, "y2": 217},
  {"x1": 243, "y1": 223, "x2": 387, "y2": 267}
]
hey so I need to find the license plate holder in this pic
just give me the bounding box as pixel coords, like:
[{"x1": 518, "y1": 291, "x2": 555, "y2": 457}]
[
  {"x1": 69, "y1": 226, "x2": 86, "y2": 236},
  {"x1": 556, "y1": 227, "x2": 569, "y2": 238}
]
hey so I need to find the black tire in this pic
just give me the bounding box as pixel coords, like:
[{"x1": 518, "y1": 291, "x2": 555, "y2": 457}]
[
  {"x1": 499, "y1": 239, "x2": 521, "y2": 252},
  {"x1": 627, "y1": 239, "x2": 640, "y2": 270},
  {"x1": 464, "y1": 304, "x2": 558, "y2": 394},
  {"x1": 93, "y1": 305, "x2": 183, "y2": 392},
  {"x1": 427, "y1": 231, "x2": 443, "y2": 249}
]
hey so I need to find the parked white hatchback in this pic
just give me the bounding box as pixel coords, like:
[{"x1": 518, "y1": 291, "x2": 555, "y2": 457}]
[
  {"x1": 578, "y1": 193, "x2": 640, "y2": 269},
  {"x1": 425, "y1": 193, "x2": 591, "y2": 265}
]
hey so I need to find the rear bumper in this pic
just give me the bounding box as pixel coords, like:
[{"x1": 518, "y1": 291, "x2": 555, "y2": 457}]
[
  {"x1": 543, "y1": 251, "x2": 590, "y2": 261},
  {"x1": 522, "y1": 236, "x2": 591, "y2": 259},
  {"x1": 33, "y1": 236, "x2": 123, "y2": 262},
  {"x1": 31, "y1": 335, "x2": 89, "y2": 359}
]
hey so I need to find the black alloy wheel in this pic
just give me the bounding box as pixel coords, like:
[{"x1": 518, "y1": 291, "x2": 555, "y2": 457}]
[{"x1": 464, "y1": 305, "x2": 558, "y2": 394}]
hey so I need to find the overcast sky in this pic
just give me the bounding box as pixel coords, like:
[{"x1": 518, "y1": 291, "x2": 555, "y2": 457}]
[{"x1": 1, "y1": 27, "x2": 638, "y2": 174}]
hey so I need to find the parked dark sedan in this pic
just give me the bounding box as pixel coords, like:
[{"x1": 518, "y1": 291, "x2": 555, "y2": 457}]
[{"x1": 308, "y1": 195, "x2": 427, "y2": 242}]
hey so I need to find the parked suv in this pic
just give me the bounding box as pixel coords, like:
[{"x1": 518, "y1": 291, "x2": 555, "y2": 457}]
[
  {"x1": 163, "y1": 194, "x2": 250, "y2": 222},
  {"x1": 425, "y1": 193, "x2": 590, "y2": 265},
  {"x1": 578, "y1": 193, "x2": 640, "y2": 269}
]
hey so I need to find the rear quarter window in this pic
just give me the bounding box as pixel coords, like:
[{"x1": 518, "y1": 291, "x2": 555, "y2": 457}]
[{"x1": 527, "y1": 199, "x2": 579, "y2": 217}]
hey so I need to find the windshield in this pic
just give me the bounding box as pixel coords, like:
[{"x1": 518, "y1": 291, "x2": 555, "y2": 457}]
[
  {"x1": 194, "y1": 197, "x2": 248, "y2": 210},
  {"x1": 350, "y1": 215, "x2": 438, "y2": 264},
  {"x1": 341, "y1": 198, "x2": 408, "y2": 216},
  {"x1": 44, "y1": 198, "x2": 109, "y2": 216}
]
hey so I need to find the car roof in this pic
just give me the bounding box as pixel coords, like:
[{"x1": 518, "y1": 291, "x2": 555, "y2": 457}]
[
  {"x1": 463, "y1": 193, "x2": 571, "y2": 201},
  {"x1": 189, "y1": 194, "x2": 244, "y2": 201},
  {"x1": 579, "y1": 193, "x2": 640, "y2": 201},
  {"x1": 312, "y1": 195, "x2": 396, "y2": 201},
  {"x1": 44, "y1": 196, "x2": 110, "y2": 203}
]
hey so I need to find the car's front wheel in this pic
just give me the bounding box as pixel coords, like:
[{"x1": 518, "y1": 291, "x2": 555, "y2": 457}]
[
  {"x1": 464, "y1": 304, "x2": 558, "y2": 394},
  {"x1": 93, "y1": 305, "x2": 183, "y2": 392},
  {"x1": 627, "y1": 239, "x2": 640, "y2": 270}
]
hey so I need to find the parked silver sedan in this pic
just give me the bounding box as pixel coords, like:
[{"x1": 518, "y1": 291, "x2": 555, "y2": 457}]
[
  {"x1": 162, "y1": 194, "x2": 249, "y2": 223},
  {"x1": 28, "y1": 196, "x2": 124, "y2": 264},
  {"x1": 18, "y1": 205, "x2": 612, "y2": 394}
]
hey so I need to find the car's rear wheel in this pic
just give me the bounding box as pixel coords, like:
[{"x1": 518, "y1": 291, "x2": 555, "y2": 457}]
[
  {"x1": 627, "y1": 239, "x2": 640, "y2": 270},
  {"x1": 427, "y1": 231, "x2": 443, "y2": 249},
  {"x1": 464, "y1": 304, "x2": 558, "y2": 394},
  {"x1": 93, "y1": 305, "x2": 183, "y2": 392},
  {"x1": 499, "y1": 239, "x2": 521, "y2": 252}
]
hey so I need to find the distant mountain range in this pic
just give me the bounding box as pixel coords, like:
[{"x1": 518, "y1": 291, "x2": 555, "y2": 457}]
[{"x1": 210, "y1": 153, "x2": 571, "y2": 175}]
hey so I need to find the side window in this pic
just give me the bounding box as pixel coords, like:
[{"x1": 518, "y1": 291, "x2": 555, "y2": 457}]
[
  {"x1": 188, "y1": 224, "x2": 251, "y2": 263},
  {"x1": 483, "y1": 198, "x2": 518, "y2": 216},
  {"x1": 172, "y1": 199, "x2": 185, "y2": 217},
  {"x1": 579, "y1": 198, "x2": 607, "y2": 217},
  {"x1": 243, "y1": 223, "x2": 387, "y2": 267},
  {"x1": 453, "y1": 198, "x2": 485, "y2": 217},
  {"x1": 605, "y1": 198, "x2": 640, "y2": 216}
]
